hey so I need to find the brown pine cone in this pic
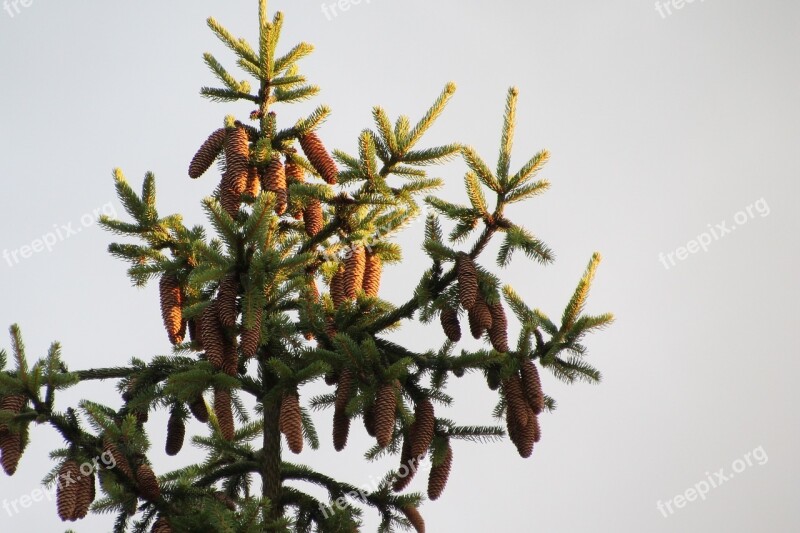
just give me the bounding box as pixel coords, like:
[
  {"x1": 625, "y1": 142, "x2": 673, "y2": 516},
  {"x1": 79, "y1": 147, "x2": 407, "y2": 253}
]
[
  {"x1": 467, "y1": 298, "x2": 493, "y2": 339},
  {"x1": 73, "y1": 471, "x2": 95, "y2": 520},
  {"x1": 332, "y1": 409, "x2": 350, "y2": 452},
  {"x1": 299, "y1": 132, "x2": 338, "y2": 184},
  {"x1": 302, "y1": 278, "x2": 318, "y2": 340},
  {"x1": 220, "y1": 125, "x2": 250, "y2": 217},
  {"x1": 392, "y1": 436, "x2": 416, "y2": 492},
  {"x1": 188, "y1": 318, "x2": 202, "y2": 350},
  {"x1": 330, "y1": 267, "x2": 347, "y2": 308},
  {"x1": 513, "y1": 406, "x2": 537, "y2": 458},
  {"x1": 246, "y1": 165, "x2": 261, "y2": 198},
  {"x1": 401, "y1": 505, "x2": 426, "y2": 533},
  {"x1": 343, "y1": 244, "x2": 366, "y2": 300},
  {"x1": 260, "y1": 157, "x2": 288, "y2": 215},
  {"x1": 216, "y1": 275, "x2": 239, "y2": 327},
  {"x1": 222, "y1": 337, "x2": 238, "y2": 377},
  {"x1": 159, "y1": 274, "x2": 184, "y2": 345},
  {"x1": 362, "y1": 250, "x2": 382, "y2": 297},
  {"x1": 531, "y1": 411, "x2": 542, "y2": 444},
  {"x1": 502, "y1": 373, "x2": 528, "y2": 431},
  {"x1": 363, "y1": 404, "x2": 376, "y2": 438},
  {"x1": 520, "y1": 359, "x2": 545, "y2": 415},
  {"x1": 165, "y1": 412, "x2": 186, "y2": 456},
  {"x1": 151, "y1": 517, "x2": 172, "y2": 533},
  {"x1": 279, "y1": 392, "x2": 304, "y2": 454},
  {"x1": 324, "y1": 316, "x2": 338, "y2": 340},
  {"x1": 102, "y1": 441, "x2": 132, "y2": 479},
  {"x1": 410, "y1": 399, "x2": 435, "y2": 460},
  {"x1": 374, "y1": 382, "x2": 397, "y2": 448},
  {"x1": 303, "y1": 199, "x2": 323, "y2": 237},
  {"x1": 200, "y1": 301, "x2": 225, "y2": 370},
  {"x1": 456, "y1": 254, "x2": 479, "y2": 310},
  {"x1": 439, "y1": 306, "x2": 462, "y2": 342},
  {"x1": 189, "y1": 396, "x2": 209, "y2": 424},
  {"x1": 427, "y1": 440, "x2": 453, "y2": 501},
  {"x1": 487, "y1": 301, "x2": 509, "y2": 352},
  {"x1": 0, "y1": 394, "x2": 26, "y2": 437},
  {"x1": 214, "y1": 388, "x2": 235, "y2": 441},
  {"x1": 136, "y1": 463, "x2": 160, "y2": 501},
  {"x1": 214, "y1": 491, "x2": 237, "y2": 511},
  {"x1": 56, "y1": 460, "x2": 80, "y2": 521},
  {"x1": 0, "y1": 432, "x2": 22, "y2": 475},
  {"x1": 335, "y1": 369, "x2": 354, "y2": 412},
  {"x1": 189, "y1": 128, "x2": 226, "y2": 179},
  {"x1": 240, "y1": 307, "x2": 262, "y2": 358},
  {"x1": 285, "y1": 159, "x2": 306, "y2": 219}
]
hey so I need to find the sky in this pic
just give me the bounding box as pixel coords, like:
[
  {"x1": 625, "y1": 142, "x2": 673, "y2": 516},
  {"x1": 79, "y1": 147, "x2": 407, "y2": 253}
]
[{"x1": 1, "y1": 0, "x2": 799, "y2": 531}]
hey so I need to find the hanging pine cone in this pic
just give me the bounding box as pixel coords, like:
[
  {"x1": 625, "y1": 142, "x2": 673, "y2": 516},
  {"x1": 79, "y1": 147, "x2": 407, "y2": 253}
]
[
  {"x1": 330, "y1": 267, "x2": 347, "y2": 308},
  {"x1": 0, "y1": 432, "x2": 22, "y2": 476},
  {"x1": 151, "y1": 517, "x2": 172, "y2": 533},
  {"x1": 324, "y1": 316, "x2": 338, "y2": 340},
  {"x1": 467, "y1": 300, "x2": 491, "y2": 339},
  {"x1": 136, "y1": 463, "x2": 160, "y2": 501},
  {"x1": 240, "y1": 307, "x2": 262, "y2": 358},
  {"x1": 165, "y1": 412, "x2": 186, "y2": 456},
  {"x1": 487, "y1": 301, "x2": 509, "y2": 352},
  {"x1": 222, "y1": 337, "x2": 238, "y2": 377},
  {"x1": 246, "y1": 165, "x2": 261, "y2": 198},
  {"x1": 374, "y1": 382, "x2": 397, "y2": 448},
  {"x1": 531, "y1": 411, "x2": 542, "y2": 444},
  {"x1": 189, "y1": 396, "x2": 209, "y2": 424},
  {"x1": 102, "y1": 440, "x2": 132, "y2": 479},
  {"x1": 410, "y1": 399, "x2": 435, "y2": 460},
  {"x1": 392, "y1": 437, "x2": 416, "y2": 492},
  {"x1": 303, "y1": 198, "x2": 323, "y2": 237},
  {"x1": 363, "y1": 404, "x2": 376, "y2": 438},
  {"x1": 456, "y1": 254, "x2": 479, "y2": 310},
  {"x1": 332, "y1": 409, "x2": 350, "y2": 452},
  {"x1": 188, "y1": 318, "x2": 202, "y2": 350},
  {"x1": 427, "y1": 440, "x2": 453, "y2": 501},
  {"x1": 343, "y1": 244, "x2": 366, "y2": 300},
  {"x1": 73, "y1": 471, "x2": 95, "y2": 520},
  {"x1": 520, "y1": 359, "x2": 545, "y2": 415},
  {"x1": 302, "y1": 277, "x2": 318, "y2": 340},
  {"x1": 502, "y1": 373, "x2": 528, "y2": 431},
  {"x1": 214, "y1": 388, "x2": 235, "y2": 441},
  {"x1": 216, "y1": 275, "x2": 239, "y2": 327},
  {"x1": 361, "y1": 250, "x2": 382, "y2": 297},
  {"x1": 0, "y1": 394, "x2": 25, "y2": 438},
  {"x1": 285, "y1": 159, "x2": 305, "y2": 219},
  {"x1": 299, "y1": 131, "x2": 338, "y2": 184},
  {"x1": 260, "y1": 157, "x2": 288, "y2": 215},
  {"x1": 401, "y1": 505, "x2": 426, "y2": 533},
  {"x1": 335, "y1": 369, "x2": 354, "y2": 412},
  {"x1": 56, "y1": 460, "x2": 80, "y2": 521},
  {"x1": 513, "y1": 406, "x2": 537, "y2": 458},
  {"x1": 220, "y1": 125, "x2": 250, "y2": 217},
  {"x1": 188, "y1": 128, "x2": 226, "y2": 179},
  {"x1": 439, "y1": 306, "x2": 462, "y2": 342},
  {"x1": 200, "y1": 301, "x2": 225, "y2": 370},
  {"x1": 279, "y1": 392, "x2": 304, "y2": 454},
  {"x1": 159, "y1": 274, "x2": 184, "y2": 345}
]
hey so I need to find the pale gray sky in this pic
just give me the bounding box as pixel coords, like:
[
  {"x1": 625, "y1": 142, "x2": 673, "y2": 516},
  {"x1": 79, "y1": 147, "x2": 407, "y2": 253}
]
[{"x1": 1, "y1": 1, "x2": 799, "y2": 532}]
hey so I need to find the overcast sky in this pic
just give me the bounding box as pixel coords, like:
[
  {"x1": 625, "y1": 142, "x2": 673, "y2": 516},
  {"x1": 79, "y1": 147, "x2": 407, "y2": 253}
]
[{"x1": 1, "y1": 1, "x2": 799, "y2": 531}]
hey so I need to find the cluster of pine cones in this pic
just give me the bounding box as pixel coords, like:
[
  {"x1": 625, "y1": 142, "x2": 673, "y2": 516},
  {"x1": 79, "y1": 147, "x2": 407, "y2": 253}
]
[
  {"x1": 503, "y1": 359, "x2": 545, "y2": 458},
  {"x1": 0, "y1": 394, "x2": 26, "y2": 476}
]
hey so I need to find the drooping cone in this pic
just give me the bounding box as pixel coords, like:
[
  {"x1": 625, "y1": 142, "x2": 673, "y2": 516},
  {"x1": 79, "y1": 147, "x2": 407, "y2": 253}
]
[
  {"x1": 513, "y1": 406, "x2": 537, "y2": 458},
  {"x1": 0, "y1": 394, "x2": 25, "y2": 438},
  {"x1": 410, "y1": 399, "x2": 435, "y2": 460},
  {"x1": 324, "y1": 316, "x2": 337, "y2": 340},
  {"x1": 188, "y1": 128, "x2": 225, "y2": 179},
  {"x1": 487, "y1": 301, "x2": 509, "y2": 352},
  {"x1": 362, "y1": 250, "x2": 382, "y2": 297},
  {"x1": 363, "y1": 404, "x2": 376, "y2": 438},
  {"x1": 332, "y1": 409, "x2": 350, "y2": 451},
  {"x1": 343, "y1": 244, "x2": 366, "y2": 300},
  {"x1": 285, "y1": 159, "x2": 305, "y2": 219},
  {"x1": 216, "y1": 275, "x2": 239, "y2": 327},
  {"x1": 279, "y1": 392, "x2": 304, "y2": 454},
  {"x1": 165, "y1": 412, "x2": 186, "y2": 456},
  {"x1": 330, "y1": 267, "x2": 347, "y2": 308},
  {"x1": 260, "y1": 157, "x2": 288, "y2": 215},
  {"x1": 401, "y1": 505, "x2": 426, "y2": 533},
  {"x1": 56, "y1": 460, "x2": 80, "y2": 521},
  {"x1": 188, "y1": 318, "x2": 202, "y2": 350},
  {"x1": 73, "y1": 471, "x2": 95, "y2": 520},
  {"x1": 0, "y1": 432, "x2": 22, "y2": 475},
  {"x1": 299, "y1": 131, "x2": 338, "y2": 184},
  {"x1": 102, "y1": 440, "x2": 132, "y2": 479},
  {"x1": 214, "y1": 388, "x2": 235, "y2": 441},
  {"x1": 246, "y1": 165, "x2": 261, "y2": 198},
  {"x1": 189, "y1": 396, "x2": 210, "y2": 424},
  {"x1": 439, "y1": 306, "x2": 461, "y2": 342},
  {"x1": 136, "y1": 463, "x2": 161, "y2": 501},
  {"x1": 151, "y1": 517, "x2": 172, "y2": 533},
  {"x1": 502, "y1": 373, "x2": 528, "y2": 431},
  {"x1": 240, "y1": 307, "x2": 262, "y2": 358},
  {"x1": 468, "y1": 299, "x2": 493, "y2": 339},
  {"x1": 531, "y1": 411, "x2": 542, "y2": 444},
  {"x1": 335, "y1": 370, "x2": 354, "y2": 412},
  {"x1": 427, "y1": 440, "x2": 453, "y2": 501},
  {"x1": 159, "y1": 274, "x2": 184, "y2": 345},
  {"x1": 520, "y1": 359, "x2": 545, "y2": 415},
  {"x1": 303, "y1": 199, "x2": 323, "y2": 237},
  {"x1": 222, "y1": 337, "x2": 238, "y2": 377},
  {"x1": 456, "y1": 254, "x2": 479, "y2": 310},
  {"x1": 392, "y1": 437, "x2": 416, "y2": 492},
  {"x1": 220, "y1": 125, "x2": 250, "y2": 217},
  {"x1": 200, "y1": 301, "x2": 225, "y2": 370},
  {"x1": 374, "y1": 382, "x2": 397, "y2": 448},
  {"x1": 301, "y1": 277, "x2": 318, "y2": 340}
]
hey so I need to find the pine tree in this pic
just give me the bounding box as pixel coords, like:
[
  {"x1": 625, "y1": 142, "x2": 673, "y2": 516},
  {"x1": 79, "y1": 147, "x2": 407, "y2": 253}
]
[{"x1": 0, "y1": 2, "x2": 612, "y2": 531}]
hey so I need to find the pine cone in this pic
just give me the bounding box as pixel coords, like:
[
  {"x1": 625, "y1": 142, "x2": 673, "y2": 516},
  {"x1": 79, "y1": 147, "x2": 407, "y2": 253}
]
[
  {"x1": 217, "y1": 275, "x2": 239, "y2": 327},
  {"x1": 214, "y1": 388, "x2": 235, "y2": 441},
  {"x1": 279, "y1": 392, "x2": 304, "y2": 454},
  {"x1": 362, "y1": 250, "x2": 382, "y2": 298},
  {"x1": 531, "y1": 411, "x2": 542, "y2": 444},
  {"x1": 467, "y1": 299, "x2": 492, "y2": 339},
  {"x1": 324, "y1": 316, "x2": 338, "y2": 340},
  {"x1": 301, "y1": 278, "x2": 318, "y2": 340},
  {"x1": 392, "y1": 436, "x2": 416, "y2": 492},
  {"x1": 456, "y1": 254, "x2": 479, "y2": 310},
  {"x1": 374, "y1": 382, "x2": 397, "y2": 448},
  {"x1": 410, "y1": 399, "x2": 435, "y2": 460},
  {"x1": 222, "y1": 337, "x2": 238, "y2": 377},
  {"x1": 188, "y1": 318, "x2": 202, "y2": 350},
  {"x1": 102, "y1": 441, "x2": 132, "y2": 479},
  {"x1": 0, "y1": 394, "x2": 26, "y2": 437},
  {"x1": 303, "y1": 199, "x2": 323, "y2": 237},
  {"x1": 200, "y1": 301, "x2": 225, "y2": 370},
  {"x1": 0, "y1": 432, "x2": 22, "y2": 475},
  {"x1": 335, "y1": 369, "x2": 354, "y2": 412},
  {"x1": 285, "y1": 160, "x2": 305, "y2": 219},
  {"x1": 151, "y1": 517, "x2": 172, "y2": 533},
  {"x1": 513, "y1": 406, "x2": 536, "y2": 458},
  {"x1": 401, "y1": 505, "x2": 426, "y2": 533},
  {"x1": 73, "y1": 471, "x2": 95, "y2": 520},
  {"x1": 343, "y1": 244, "x2": 366, "y2": 300},
  {"x1": 299, "y1": 132, "x2": 338, "y2": 184},
  {"x1": 165, "y1": 412, "x2": 186, "y2": 456},
  {"x1": 439, "y1": 306, "x2": 462, "y2": 342},
  {"x1": 520, "y1": 359, "x2": 545, "y2": 415},
  {"x1": 136, "y1": 463, "x2": 161, "y2": 501},
  {"x1": 502, "y1": 373, "x2": 528, "y2": 431},
  {"x1": 159, "y1": 274, "x2": 184, "y2": 345},
  {"x1": 220, "y1": 125, "x2": 250, "y2": 217},
  {"x1": 330, "y1": 267, "x2": 347, "y2": 308},
  {"x1": 188, "y1": 128, "x2": 225, "y2": 179},
  {"x1": 427, "y1": 440, "x2": 453, "y2": 501},
  {"x1": 246, "y1": 165, "x2": 261, "y2": 198},
  {"x1": 332, "y1": 409, "x2": 350, "y2": 451},
  {"x1": 487, "y1": 301, "x2": 509, "y2": 352},
  {"x1": 363, "y1": 404, "x2": 376, "y2": 438},
  {"x1": 56, "y1": 460, "x2": 80, "y2": 521},
  {"x1": 189, "y1": 396, "x2": 209, "y2": 424},
  {"x1": 240, "y1": 307, "x2": 263, "y2": 358},
  {"x1": 214, "y1": 491, "x2": 237, "y2": 511},
  {"x1": 260, "y1": 157, "x2": 288, "y2": 215}
]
